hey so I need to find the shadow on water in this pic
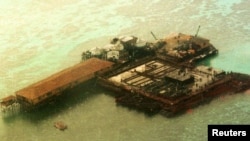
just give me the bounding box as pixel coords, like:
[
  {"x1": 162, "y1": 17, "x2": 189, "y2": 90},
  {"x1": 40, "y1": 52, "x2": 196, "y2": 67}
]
[
  {"x1": 2, "y1": 79, "x2": 103, "y2": 123},
  {"x1": 196, "y1": 53, "x2": 218, "y2": 66},
  {"x1": 161, "y1": 98, "x2": 214, "y2": 119},
  {"x1": 115, "y1": 102, "x2": 159, "y2": 118}
]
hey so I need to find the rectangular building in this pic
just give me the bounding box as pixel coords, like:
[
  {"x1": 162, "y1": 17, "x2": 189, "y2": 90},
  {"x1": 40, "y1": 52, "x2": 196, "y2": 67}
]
[{"x1": 16, "y1": 58, "x2": 113, "y2": 107}]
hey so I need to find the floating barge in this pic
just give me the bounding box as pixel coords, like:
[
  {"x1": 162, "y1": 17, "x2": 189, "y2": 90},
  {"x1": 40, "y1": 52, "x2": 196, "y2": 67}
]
[
  {"x1": 97, "y1": 57, "x2": 250, "y2": 115},
  {"x1": 94, "y1": 33, "x2": 250, "y2": 115}
]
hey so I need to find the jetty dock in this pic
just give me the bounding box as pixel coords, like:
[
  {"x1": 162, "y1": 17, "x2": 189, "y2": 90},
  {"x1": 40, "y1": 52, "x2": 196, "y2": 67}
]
[
  {"x1": 1, "y1": 58, "x2": 113, "y2": 110},
  {"x1": 1, "y1": 32, "x2": 250, "y2": 116}
]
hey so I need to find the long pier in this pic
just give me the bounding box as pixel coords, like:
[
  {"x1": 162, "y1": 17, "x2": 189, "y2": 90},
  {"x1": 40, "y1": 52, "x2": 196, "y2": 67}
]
[{"x1": 1, "y1": 58, "x2": 113, "y2": 111}]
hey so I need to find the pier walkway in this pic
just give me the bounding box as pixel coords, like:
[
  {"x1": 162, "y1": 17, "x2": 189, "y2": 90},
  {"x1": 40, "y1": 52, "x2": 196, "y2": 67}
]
[{"x1": 1, "y1": 58, "x2": 113, "y2": 109}]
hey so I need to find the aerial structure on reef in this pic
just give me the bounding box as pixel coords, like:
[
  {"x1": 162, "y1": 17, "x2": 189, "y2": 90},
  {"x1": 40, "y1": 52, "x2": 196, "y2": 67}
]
[{"x1": 1, "y1": 31, "x2": 250, "y2": 117}]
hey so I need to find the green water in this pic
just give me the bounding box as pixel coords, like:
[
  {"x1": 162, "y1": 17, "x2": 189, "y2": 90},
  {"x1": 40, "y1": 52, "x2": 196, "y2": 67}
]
[{"x1": 0, "y1": 0, "x2": 250, "y2": 140}]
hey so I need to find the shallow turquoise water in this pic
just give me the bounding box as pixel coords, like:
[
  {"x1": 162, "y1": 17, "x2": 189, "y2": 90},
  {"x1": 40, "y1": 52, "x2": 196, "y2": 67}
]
[{"x1": 0, "y1": 0, "x2": 250, "y2": 140}]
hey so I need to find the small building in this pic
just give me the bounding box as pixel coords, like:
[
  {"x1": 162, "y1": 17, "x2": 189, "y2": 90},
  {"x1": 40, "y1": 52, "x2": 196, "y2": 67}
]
[
  {"x1": 107, "y1": 50, "x2": 119, "y2": 60},
  {"x1": 0, "y1": 95, "x2": 16, "y2": 107},
  {"x1": 165, "y1": 69, "x2": 194, "y2": 85}
]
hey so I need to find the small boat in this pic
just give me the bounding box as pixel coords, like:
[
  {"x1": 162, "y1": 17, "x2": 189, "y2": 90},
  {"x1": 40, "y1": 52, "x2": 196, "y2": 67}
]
[{"x1": 54, "y1": 121, "x2": 67, "y2": 131}]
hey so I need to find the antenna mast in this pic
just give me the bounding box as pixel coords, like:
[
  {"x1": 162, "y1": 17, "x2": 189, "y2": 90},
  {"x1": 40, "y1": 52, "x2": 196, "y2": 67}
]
[
  {"x1": 195, "y1": 25, "x2": 201, "y2": 37},
  {"x1": 150, "y1": 31, "x2": 158, "y2": 40}
]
